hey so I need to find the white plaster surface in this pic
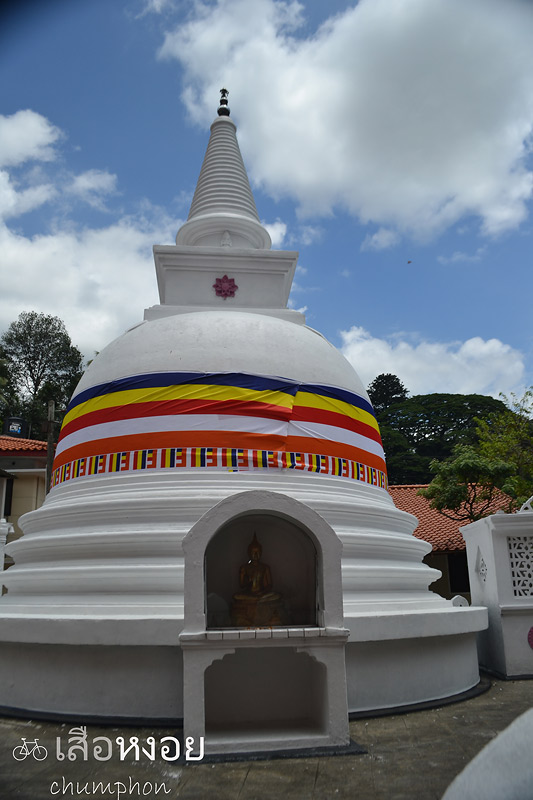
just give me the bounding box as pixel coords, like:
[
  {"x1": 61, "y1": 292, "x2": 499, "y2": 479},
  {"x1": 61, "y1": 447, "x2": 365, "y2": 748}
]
[
  {"x1": 73, "y1": 310, "x2": 370, "y2": 396},
  {"x1": 345, "y1": 632, "x2": 481, "y2": 712},
  {"x1": 463, "y1": 511, "x2": 533, "y2": 676},
  {"x1": 152, "y1": 246, "x2": 297, "y2": 310},
  {"x1": 175, "y1": 114, "x2": 271, "y2": 250},
  {"x1": 443, "y1": 708, "x2": 533, "y2": 800},
  {"x1": 0, "y1": 642, "x2": 183, "y2": 719}
]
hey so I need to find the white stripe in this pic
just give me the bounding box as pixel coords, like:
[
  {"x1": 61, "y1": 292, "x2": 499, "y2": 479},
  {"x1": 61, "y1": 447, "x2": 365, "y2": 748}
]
[
  {"x1": 287, "y1": 421, "x2": 385, "y2": 459},
  {"x1": 55, "y1": 415, "x2": 289, "y2": 457},
  {"x1": 56, "y1": 415, "x2": 384, "y2": 460}
]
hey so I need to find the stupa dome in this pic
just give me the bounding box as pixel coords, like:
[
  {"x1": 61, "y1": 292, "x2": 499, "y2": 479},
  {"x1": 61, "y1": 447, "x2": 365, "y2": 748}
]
[
  {"x1": 77, "y1": 311, "x2": 368, "y2": 396},
  {"x1": 52, "y1": 309, "x2": 385, "y2": 493}
]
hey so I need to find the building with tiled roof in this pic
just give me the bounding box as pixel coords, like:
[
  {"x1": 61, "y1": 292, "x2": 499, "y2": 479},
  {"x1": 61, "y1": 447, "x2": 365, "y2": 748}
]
[
  {"x1": 390, "y1": 484, "x2": 468, "y2": 553},
  {"x1": 0, "y1": 435, "x2": 47, "y2": 453},
  {"x1": 0, "y1": 434, "x2": 47, "y2": 565},
  {"x1": 390, "y1": 484, "x2": 510, "y2": 601}
]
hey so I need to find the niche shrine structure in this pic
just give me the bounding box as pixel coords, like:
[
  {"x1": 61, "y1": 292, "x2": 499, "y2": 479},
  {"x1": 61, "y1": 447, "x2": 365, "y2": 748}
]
[{"x1": 0, "y1": 93, "x2": 487, "y2": 755}]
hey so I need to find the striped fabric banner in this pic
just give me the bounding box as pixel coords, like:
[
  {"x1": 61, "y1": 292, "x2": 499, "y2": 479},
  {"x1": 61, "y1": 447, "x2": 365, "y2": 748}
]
[
  {"x1": 51, "y1": 371, "x2": 387, "y2": 489},
  {"x1": 51, "y1": 447, "x2": 388, "y2": 490}
]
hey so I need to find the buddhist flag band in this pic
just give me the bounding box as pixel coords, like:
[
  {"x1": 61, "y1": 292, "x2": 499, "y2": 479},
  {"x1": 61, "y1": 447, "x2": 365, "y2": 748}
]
[
  {"x1": 52, "y1": 370, "x2": 387, "y2": 487},
  {"x1": 51, "y1": 446, "x2": 388, "y2": 490}
]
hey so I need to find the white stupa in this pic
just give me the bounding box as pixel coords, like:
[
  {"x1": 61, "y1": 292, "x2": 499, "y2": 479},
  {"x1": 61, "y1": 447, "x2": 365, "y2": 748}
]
[{"x1": 0, "y1": 91, "x2": 486, "y2": 754}]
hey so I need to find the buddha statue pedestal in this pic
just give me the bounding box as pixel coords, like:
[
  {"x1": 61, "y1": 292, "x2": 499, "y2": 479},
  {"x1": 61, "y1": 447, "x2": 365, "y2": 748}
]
[{"x1": 231, "y1": 593, "x2": 286, "y2": 627}]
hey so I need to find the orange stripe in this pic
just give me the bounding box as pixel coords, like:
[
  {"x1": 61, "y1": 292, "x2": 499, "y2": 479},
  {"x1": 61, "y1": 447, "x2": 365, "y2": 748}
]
[{"x1": 52, "y1": 431, "x2": 287, "y2": 470}]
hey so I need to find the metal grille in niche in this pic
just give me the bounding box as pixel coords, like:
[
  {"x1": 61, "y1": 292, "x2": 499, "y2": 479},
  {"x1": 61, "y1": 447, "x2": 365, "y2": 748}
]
[{"x1": 507, "y1": 536, "x2": 533, "y2": 597}]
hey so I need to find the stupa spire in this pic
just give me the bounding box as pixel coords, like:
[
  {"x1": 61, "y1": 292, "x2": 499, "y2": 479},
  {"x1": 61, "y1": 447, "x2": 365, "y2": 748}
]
[{"x1": 175, "y1": 89, "x2": 272, "y2": 249}]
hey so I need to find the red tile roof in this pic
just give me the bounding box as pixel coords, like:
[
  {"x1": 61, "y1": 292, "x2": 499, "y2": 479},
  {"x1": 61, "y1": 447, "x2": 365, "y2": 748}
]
[
  {"x1": 0, "y1": 435, "x2": 47, "y2": 453},
  {"x1": 389, "y1": 484, "x2": 509, "y2": 553}
]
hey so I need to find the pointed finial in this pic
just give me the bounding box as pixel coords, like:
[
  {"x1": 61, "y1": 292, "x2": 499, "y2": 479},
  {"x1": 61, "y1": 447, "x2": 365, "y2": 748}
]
[{"x1": 218, "y1": 88, "x2": 230, "y2": 117}]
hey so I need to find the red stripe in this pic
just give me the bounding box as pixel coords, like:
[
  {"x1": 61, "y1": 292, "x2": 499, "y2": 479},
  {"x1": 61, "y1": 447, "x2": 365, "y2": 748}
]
[
  {"x1": 291, "y1": 406, "x2": 382, "y2": 444},
  {"x1": 58, "y1": 398, "x2": 292, "y2": 442}
]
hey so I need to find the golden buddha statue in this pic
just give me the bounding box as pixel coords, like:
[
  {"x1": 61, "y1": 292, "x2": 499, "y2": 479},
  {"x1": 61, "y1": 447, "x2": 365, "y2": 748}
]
[{"x1": 231, "y1": 533, "x2": 286, "y2": 627}]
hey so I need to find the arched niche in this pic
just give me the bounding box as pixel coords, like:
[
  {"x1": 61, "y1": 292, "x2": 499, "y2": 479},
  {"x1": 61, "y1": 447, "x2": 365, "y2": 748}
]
[
  {"x1": 205, "y1": 648, "x2": 327, "y2": 738},
  {"x1": 205, "y1": 513, "x2": 317, "y2": 628},
  {"x1": 180, "y1": 490, "x2": 350, "y2": 754},
  {"x1": 182, "y1": 490, "x2": 345, "y2": 633}
]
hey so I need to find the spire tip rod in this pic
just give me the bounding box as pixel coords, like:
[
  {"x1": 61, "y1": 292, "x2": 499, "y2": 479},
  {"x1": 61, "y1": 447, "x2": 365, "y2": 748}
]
[{"x1": 218, "y1": 88, "x2": 230, "y2": 117}]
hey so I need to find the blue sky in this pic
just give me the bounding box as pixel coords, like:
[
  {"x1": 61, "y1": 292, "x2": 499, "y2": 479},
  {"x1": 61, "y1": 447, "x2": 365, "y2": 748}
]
[{"x1": 1, "y1": 0, "x2": 532, "y2": 397}]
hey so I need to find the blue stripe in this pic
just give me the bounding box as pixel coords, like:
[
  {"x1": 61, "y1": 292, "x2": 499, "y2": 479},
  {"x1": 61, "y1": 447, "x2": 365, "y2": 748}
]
[
  {"x1": 301, "y1": 383, "x2": 375, "y2": 417},
  {"x1": 67, "y1": 371, "x2": 375, "y2": 419},
  {"x1": 67, "y1": 372, "x2": 300, "y2": 411}
]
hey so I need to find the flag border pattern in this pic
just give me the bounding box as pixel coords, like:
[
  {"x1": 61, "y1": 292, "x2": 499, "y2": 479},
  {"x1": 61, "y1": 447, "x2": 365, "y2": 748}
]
[{"x1": 51, "y1": 446, "x2": 388, "y2": 490}]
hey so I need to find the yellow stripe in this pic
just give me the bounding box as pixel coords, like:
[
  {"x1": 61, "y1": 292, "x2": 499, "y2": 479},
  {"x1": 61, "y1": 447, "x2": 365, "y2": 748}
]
[
  {"x1": 293, "y1": 391, "x2": 379, "y2": 432},
  {"x1": 63, "y1": 384, "x2": 295, "y2": 427}
]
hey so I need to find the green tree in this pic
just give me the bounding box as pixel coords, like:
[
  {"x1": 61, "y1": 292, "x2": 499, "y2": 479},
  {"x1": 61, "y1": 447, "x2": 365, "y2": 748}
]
[
  {"x1": 0, "y1": 354, "x2": 8, "y2": 407},
  {"x1": 377, "y1": 393, "x2": 506, "y2": 484},
  {"x1": 368, "y1": 373, "x2": 409, "y2": 413},
  {"x1": 476, "y1": 389, "x2": 533, "y2": 507},
  {"x1": 418, "y1": 445, "x2": 514, "y2": 522},
  {"x1": 1, "y1": 312, "x2": 84, "y2": 439}
]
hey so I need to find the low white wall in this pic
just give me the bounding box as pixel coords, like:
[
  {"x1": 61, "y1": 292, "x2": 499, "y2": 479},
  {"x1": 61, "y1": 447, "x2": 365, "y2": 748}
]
[
  {"x1": 0, "y1": 643, "x2": 183, "y2": 720},
  {"x1": 345, "y1": 632, "x2": 480, "y2": 712}
]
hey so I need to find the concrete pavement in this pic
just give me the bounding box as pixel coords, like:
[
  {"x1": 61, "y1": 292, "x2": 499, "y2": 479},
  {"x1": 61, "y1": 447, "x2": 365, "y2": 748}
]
[{"x1": 1, "y1": 675, "x2": 532, "y2": 800}]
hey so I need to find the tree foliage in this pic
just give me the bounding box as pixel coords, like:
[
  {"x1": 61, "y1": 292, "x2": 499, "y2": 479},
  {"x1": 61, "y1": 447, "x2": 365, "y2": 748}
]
[
  {"x1": 476, "y1": 389, "x2": 533, "y2": 507},
  {"x1": 374, "y1": 387, "x2": 506, "y2": 484},
  {"x1": 417, "y1": 389, "x2": 533, "y2": 521},
  {"x1": 0, "y1": 311, "x2": 84, "y2": 439},
  {"x1": 368, "y1": 373, "x2": 408, "y2": 414},
  {"x1": 418, "y1": 445, "x2": 514, "y2": 522}
]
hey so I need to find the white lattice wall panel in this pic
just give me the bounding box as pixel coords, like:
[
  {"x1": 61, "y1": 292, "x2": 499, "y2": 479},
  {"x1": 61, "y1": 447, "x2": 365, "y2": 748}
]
[{"x1": 507, "y1": 536, "x2": 533, "y2": 597}]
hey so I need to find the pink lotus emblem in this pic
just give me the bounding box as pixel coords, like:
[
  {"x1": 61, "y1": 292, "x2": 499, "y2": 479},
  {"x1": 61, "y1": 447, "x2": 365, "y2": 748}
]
[{"x1": 213, "y1": 275, "x2": 238, "y2": 299}]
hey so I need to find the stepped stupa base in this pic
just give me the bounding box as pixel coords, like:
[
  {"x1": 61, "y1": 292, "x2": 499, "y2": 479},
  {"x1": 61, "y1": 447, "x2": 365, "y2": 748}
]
[{"x1": 0, "y1": 606, "x2": 485, "y2": 721}]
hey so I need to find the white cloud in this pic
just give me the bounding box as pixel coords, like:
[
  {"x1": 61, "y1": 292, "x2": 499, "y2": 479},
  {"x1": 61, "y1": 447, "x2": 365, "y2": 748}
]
[
  {"x1": 0, "y1": 102, "x2": 192, "y2": 361},
  {"x1": 296, "y1": 225, "x2": 323, "y2": 246},
  {"x1": 0, "y1": 111, "x2": 179, "y2": 359},
  {"x1": 287, "y1": 298, "x2": 307, "y2": 314},
  {"x1": 159, "y1": 0, "x2": 533, "y2": 239},
  {"x1": 361, "y1": 228, "x2": 400, "y2": 251},
  {"x1": 340, "y1": 326, "x2": 525, "y2": 396},
  {"x1": 0, "y1": 170, "x2": 56, "y2": 219},
  {"x1": 136, "y1": 0, "x2": 177, "y2": 17},
  {"x1": 0, "y1": 110, "x2": 61, "y2": 168},
  {"x1": 0, "y1": 210, "x2": 178, "y2": 361},
  {"x1": 262, "y1": 218, "x2": 287, "y2": 247},
  {"x1": 437, "y1": 247, "x2": 487, "y2": 265},
  {"x1": 339, "y1": 269, "x2": 351, "y2": 278},
  {"x1": 67, "y1": 169, "x2": 119, "y2": 210}
]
